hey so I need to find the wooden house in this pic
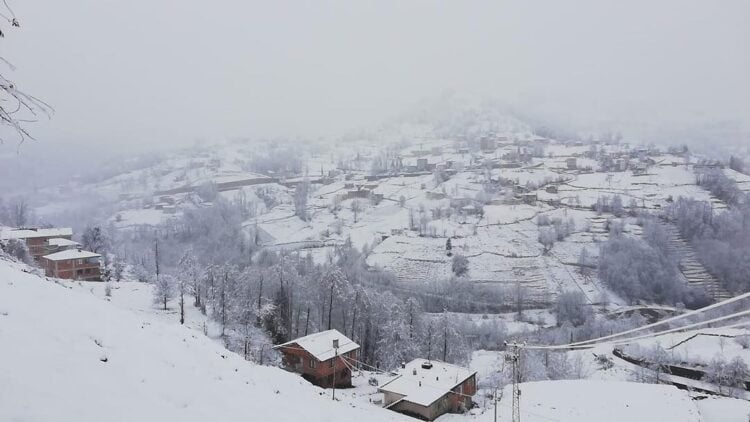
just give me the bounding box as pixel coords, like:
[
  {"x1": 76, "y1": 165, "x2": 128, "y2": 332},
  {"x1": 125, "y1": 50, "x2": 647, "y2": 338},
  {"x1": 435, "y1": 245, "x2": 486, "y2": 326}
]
[
  {"x1": 41, "y1": 248, "x2": 102, "y2": 281},
  {"x1": 379, "y1": 359, "x2": 477, "y2": 421},
  {"x1": 274, "y1": 329, "x2": 359, "y2": 388}
]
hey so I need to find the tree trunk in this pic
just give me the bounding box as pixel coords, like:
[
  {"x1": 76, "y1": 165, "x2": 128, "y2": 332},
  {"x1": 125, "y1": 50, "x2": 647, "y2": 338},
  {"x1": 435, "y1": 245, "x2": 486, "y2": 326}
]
[
  {"x1": 295, "y1": 305, "x2": 301, "y2": 338},
  {"x1": 442, "y1": 324, "x2": 448, "y2": 361},
  {"x1": 304, "y1": 307, "x2": 310, "y2": 336},
  {"x1": 179, "y1": 290, "x2": 185, "y2": 324},
  {"x1": 350, "y1": 291, "x2": 359, "y2": 340},
  {"x1": 327, "y1": 283, "x2": 334, "y2": 330}
]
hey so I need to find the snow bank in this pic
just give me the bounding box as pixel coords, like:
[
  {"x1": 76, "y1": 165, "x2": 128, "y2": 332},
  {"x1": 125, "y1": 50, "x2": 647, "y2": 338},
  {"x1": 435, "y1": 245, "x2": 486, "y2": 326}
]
[
  {"x1": 0, "y1": 259, "x2": 407, "y2": 422},
  {"x1": 497, "y1": 380, "x2": 701, "y2": 422}
]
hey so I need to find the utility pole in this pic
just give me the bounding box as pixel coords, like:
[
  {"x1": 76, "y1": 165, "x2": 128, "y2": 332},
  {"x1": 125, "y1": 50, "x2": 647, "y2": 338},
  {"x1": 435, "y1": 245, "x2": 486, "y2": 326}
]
[
  {"x1": 505, "y1": 342, "x2": 523, "y2": 422},
  {"x1": 332, "y1": 338, "x2": 339, "y2": 401},
  {"x1": 493, "y1": 388, "x2": 498, "y2": 422}
]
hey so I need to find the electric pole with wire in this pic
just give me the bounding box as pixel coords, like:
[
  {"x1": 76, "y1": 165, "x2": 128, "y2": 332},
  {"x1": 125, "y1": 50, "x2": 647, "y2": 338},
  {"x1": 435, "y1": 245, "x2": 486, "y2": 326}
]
[
  {"x1": 505, "y1": 342, "x2": 523, "y2": 422},
  {"x1": 332, "y1": 338, "x2": 339, "y2": 401}
]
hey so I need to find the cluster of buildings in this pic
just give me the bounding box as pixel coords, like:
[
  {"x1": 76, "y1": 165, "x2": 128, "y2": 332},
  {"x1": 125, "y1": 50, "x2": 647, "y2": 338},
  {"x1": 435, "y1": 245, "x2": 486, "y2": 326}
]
[
  {"x1": 275, "y1": 329, "x2": 477, "y2": 421},
  {"x1": 0, "y1": 227, "x2": 102, "y2": 281}
]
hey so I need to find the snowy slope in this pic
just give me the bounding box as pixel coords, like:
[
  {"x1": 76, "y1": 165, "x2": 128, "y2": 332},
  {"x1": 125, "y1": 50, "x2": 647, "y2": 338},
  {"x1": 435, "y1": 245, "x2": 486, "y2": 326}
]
[
  {"x1": 0, "y1": 258, "x2": 408, "y2": 422},
  {"x1": 442, "y1": 380, "x2": 701, "y2": 422}
]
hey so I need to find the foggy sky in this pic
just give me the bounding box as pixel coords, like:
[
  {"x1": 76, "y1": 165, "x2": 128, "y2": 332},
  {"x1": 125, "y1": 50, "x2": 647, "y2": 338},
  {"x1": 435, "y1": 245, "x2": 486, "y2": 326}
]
[{"x1": 3, "y1": 0, "x2": 749, "y2": 150}]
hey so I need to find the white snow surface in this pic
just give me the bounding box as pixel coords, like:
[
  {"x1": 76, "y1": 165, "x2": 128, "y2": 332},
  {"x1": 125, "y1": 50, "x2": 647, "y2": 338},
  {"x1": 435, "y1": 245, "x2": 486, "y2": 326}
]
[
  {"x1": 379, "y1": 359, "x2": 476, "y2": 407},
  {"x1": 277, "y1": 329, "x2": 359, "y2": 361},
  {"x1": 0, "y1": 227, "x2": 73, "y2": 240},
  {"x1": 42, "y1": 249, "x2": 101, "y2": 261},
  {"x1": 468, "y1": 380, "x2": 701, "y2": 422},
  {"x1": 0, "y1": 258, "x2": 407, "y2": 422}
]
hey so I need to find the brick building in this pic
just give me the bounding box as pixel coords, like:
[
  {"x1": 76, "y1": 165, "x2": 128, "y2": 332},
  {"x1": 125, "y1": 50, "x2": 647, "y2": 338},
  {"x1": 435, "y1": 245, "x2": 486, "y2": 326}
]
[
  {"x1": 0, "y1": 227, "x2": 74, "y2": 261},
  {"x1": 41, "y1": 249, "x2": 102, "y2": 281},
  {"x1": 379, "y1": 359, "x2": 477, "y2": 421},
  {"x1": 274, "y1": 329, "x2": 359, "y2": 388}
]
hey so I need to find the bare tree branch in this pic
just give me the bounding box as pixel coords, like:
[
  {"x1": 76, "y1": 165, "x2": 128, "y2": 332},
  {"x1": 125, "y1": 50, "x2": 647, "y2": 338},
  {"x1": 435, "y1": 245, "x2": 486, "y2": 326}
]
[{"x1": 0, "y1": 1, "x2": 52, "y2": 147}]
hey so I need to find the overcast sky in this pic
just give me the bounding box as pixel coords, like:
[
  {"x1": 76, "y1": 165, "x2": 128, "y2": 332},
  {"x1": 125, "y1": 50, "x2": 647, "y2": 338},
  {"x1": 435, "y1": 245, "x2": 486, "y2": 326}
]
[{"x1": 3, "y1": 0, "x2": 749, "y2": 150}]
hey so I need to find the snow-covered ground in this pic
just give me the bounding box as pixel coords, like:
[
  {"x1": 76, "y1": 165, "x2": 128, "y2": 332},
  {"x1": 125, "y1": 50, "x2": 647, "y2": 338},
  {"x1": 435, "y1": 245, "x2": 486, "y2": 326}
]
[
  {"x1": 27, "y1": 133, "x2": 749, "y2": 312},
  {"x1": 491, "y1": 380, "x2": 702, "y2": 422},
  {"x1": 0, "y1": 258, "x2": 409, "y2": 422}
]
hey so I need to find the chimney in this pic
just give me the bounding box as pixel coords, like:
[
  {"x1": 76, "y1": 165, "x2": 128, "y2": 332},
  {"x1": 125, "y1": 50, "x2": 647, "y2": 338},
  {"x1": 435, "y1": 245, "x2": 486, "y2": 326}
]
[
  {"x1": 401, "y1": 362, "x2": 406, "y2": 369},
  {"x1": 412, "y1": 369, "x2": 417, "y2": 376}
]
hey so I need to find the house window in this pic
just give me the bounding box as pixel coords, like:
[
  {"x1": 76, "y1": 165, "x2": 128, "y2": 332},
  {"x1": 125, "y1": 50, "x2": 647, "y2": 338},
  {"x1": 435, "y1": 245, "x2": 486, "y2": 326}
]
[{"x1": 308, "y1": 358, "x2": 317, "y2": 369}]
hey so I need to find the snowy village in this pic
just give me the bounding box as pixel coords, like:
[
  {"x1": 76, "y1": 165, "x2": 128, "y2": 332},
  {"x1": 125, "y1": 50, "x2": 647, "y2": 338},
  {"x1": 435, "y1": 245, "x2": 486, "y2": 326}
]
[{"x1": 1, "y1": 2, "x2": 750, "y2": 422}]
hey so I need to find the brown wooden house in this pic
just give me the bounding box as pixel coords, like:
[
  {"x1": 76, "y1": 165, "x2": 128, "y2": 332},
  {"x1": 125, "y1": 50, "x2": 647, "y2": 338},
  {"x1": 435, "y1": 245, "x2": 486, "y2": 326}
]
[
  {"x1": 274, "y1": 329, "x2": 359, "y2": 388},
  {"x1": 41, "y1": 248, "x2": 102, "y2": 281},
  {"x1": 379, "y1": 359, "x2": 477, "y2": 421}
]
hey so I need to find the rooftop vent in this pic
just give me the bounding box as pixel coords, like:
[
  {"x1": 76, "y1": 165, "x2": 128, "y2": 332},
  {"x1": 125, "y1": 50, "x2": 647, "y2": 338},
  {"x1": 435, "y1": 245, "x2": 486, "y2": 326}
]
[{"x1": 421, "y1": 361, "x2": 433, "y2": 370}]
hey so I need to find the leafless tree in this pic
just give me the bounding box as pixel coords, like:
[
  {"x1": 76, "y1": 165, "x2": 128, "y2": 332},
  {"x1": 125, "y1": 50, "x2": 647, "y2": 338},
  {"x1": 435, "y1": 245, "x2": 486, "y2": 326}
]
[
  {"x1": 0, "y1": 2, "x2": 53, "y2": 146},
  {"x1": 351, "y1": 199, "x2": 362, "y2": 223}
]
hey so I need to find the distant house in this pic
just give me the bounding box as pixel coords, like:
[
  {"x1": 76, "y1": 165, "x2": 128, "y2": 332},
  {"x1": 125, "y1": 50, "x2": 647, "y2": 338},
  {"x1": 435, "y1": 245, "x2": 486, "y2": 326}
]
[
  {"x1": 520, "y1": 193, "x2": 538, "y2": 205},
  {"x1": 41, "y1": 248, "x2": 102, "y2": 281},
  {"x1": 461, "y1": 204, "x2": 481, "y2": 215},
  {"x1": 545, "y1": 185, "x2": 559, "y2": 194},
  {"x1": 0, "y1": 227, "x2": 74, "y2": 261},
  {"x1": 426, "y1": 190, "x2": 447, "y2": 200},
  {"x1": 566, "y1": 157, "x2": 577, "y2": 170},
  {"x1": 379, "y1": 359, "x2": 477, "y2": 421},
  {"x1": 274, "y1": 329, "x2": 359, "y2": 388},
  {"x1": 480, "y1": 137, "x2": 496, "y2": 153}
]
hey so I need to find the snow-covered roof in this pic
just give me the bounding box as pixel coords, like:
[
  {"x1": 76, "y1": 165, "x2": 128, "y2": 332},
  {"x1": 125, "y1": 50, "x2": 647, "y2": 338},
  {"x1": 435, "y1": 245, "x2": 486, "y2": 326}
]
[
  {"x1": 378, "y1": 359, "x2": 476, "y2": 407},
  {"x1": 0, "y1": 227, "x2": 73, "y2": 240},
  {"x1": 47, "y1": 238, "x2": 80, "y2": 247},
  {"x1": 275, "y1": 329, "x2": 359, "y2": 362},
  {"x1": 42, "y1": 250, "x2": 101, "y2": 262}
]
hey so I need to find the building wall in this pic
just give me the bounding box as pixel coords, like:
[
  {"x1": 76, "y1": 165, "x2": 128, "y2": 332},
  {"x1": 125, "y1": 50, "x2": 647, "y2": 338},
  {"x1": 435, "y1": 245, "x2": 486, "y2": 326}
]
[
  {"x1": 27, "y1": 236, "x2": 76, "y2": 260},
  {"x1": 384, "y1": 374, "x2": 477, "y2": 421},
  {"x1": 279, "y1": 343, "x2": 358, "y2": 388},
  {"x1": 42, "y1": 258, "x2": 101, "y2": 281}
]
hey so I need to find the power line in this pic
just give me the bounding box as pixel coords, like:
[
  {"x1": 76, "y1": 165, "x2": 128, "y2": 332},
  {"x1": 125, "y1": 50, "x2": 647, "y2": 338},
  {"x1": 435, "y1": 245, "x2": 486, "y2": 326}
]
[
  {"x1": 525, "y1": 308, "x2": 750, "y2": 350},
  {"x1": 523, "y1": 291, "x2": 750, "y2": 350}
]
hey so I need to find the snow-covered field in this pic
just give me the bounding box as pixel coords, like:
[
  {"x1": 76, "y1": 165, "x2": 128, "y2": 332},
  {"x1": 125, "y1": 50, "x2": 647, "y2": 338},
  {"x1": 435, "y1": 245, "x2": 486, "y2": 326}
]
[
  {"x1": 26, "y1": 132, "x2": 749, "y2": 312},
  {"x1": 0, "y1": 258, "x2": 409, "y2": 422}
]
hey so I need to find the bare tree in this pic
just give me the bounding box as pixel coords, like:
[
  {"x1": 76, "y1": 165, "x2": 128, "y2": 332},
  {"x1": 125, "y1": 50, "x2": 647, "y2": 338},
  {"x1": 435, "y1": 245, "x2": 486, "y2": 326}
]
[
  {"x1": 177, "y1": 277, "x2": 187, "y2": 324},
  {"x1": 153, "y1": 274, "x2": 176, "y2": 311},
  {"x1": 351, "y1": 199, "x2": 362, "y2": 223},
  {"x1": 0, "y1": 4, "x2": 53, "y2": 146}
]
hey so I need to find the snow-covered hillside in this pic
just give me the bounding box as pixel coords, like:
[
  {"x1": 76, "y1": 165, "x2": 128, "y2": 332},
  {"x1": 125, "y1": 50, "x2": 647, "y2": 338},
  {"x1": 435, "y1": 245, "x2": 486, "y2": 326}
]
[{"x1": 0, "y1": 258, "x2": 408, "y2": 422}]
